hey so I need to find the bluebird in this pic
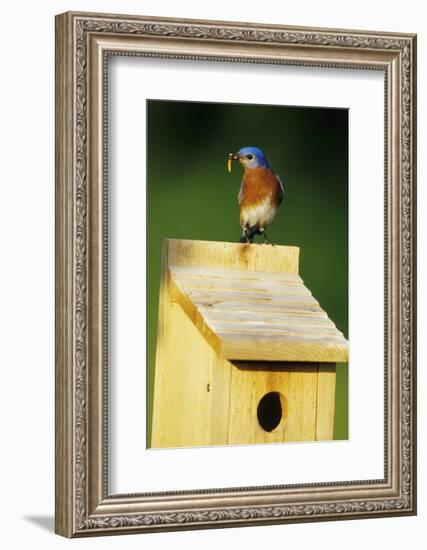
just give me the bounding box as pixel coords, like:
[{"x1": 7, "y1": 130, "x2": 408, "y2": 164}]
[{"x1": 227, "y1": 146, "x2": 284, "y2": 244}]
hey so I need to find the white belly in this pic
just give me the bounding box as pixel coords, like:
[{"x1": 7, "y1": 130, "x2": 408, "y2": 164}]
[{"x1": 241, "y1": 200, "x2": 277, "y2": 230}]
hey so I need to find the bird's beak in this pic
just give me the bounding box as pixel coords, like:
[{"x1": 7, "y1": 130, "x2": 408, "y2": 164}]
[{"x1": 227, "y1": 153, "x2": 240, "y2": 173}]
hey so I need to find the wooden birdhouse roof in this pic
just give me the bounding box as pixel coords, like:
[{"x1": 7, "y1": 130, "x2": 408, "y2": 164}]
[{"x1": 163, "y1": 239, "x2": 348, "y2": 363}]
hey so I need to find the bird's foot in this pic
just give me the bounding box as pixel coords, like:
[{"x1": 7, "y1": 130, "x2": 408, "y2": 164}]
[
  {"x1": 261, "y1": 229, "x2": 275, "y2": 246},
  {"x1": 239, "y1": 229, "x2": 252, "y2": 244}
]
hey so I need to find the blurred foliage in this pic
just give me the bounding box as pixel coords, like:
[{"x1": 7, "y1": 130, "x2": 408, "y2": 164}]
[{"x1": 147, "y1": 100, "x2": 348, "y2": 446}]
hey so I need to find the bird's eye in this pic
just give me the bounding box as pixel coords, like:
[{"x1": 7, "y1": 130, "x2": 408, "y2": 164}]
[{"x1": 246, "y1": 154, "x2": 253, "y2": 160}]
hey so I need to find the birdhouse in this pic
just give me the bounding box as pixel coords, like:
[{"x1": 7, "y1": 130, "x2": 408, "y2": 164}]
[{"x1": 151, "y1": 239, "x2": 348, "y2": 448}]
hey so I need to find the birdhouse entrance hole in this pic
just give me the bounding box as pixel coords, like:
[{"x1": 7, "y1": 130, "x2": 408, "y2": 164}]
[{"x1": 257, "y1": 392, "x2": 286, "y2": 432}]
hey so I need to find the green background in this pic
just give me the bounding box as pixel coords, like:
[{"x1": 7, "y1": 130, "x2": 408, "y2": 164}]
[{"x1": 147, "y1": 100, "x2": 348, "y2": 446}]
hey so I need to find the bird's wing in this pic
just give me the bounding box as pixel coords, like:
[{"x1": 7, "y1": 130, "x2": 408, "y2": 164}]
[
  {"x1": 276, "y1": 175, "x2": 284, "y2": 205},
  {"x1": 237, "y1": 180, "x2": 244, "y2": 205}
]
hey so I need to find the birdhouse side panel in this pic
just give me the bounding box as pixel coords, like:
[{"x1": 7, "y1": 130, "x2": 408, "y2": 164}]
[{"x1": 151, "y1": 296, "x2": 212, "y2": 448}]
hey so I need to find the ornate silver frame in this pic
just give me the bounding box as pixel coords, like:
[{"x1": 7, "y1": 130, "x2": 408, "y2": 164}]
[{"x1": 55, "y1": 11, "x2": 417, "y2": 537}]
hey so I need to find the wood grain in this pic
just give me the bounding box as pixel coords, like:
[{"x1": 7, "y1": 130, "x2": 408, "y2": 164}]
[
  {"x1": 316, "y1": 365, "x2": 337, "y2": 440},
  {"x1": 165, "y1": 239, "x2": 300, "y2": 274},
  {"x1": 151, "y1": 244, "x2": 220, "y2": 448},
  {"x1": 228, "y1": 363, "x2": 318, "y2": 444}
]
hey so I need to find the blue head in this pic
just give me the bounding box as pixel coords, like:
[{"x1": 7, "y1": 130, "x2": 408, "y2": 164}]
[{"x1": 229, "y1": 146, "x2": 270, "y2": 170}]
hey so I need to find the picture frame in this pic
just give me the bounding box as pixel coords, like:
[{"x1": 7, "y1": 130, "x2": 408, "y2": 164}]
[{"x1": 55, "y1": 11, "x2": 417, "y2": 537}]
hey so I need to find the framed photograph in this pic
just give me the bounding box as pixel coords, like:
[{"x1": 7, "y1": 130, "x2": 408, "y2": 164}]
[{"x1": 55, "y1": 11, "x2": 417, "y2": 537}]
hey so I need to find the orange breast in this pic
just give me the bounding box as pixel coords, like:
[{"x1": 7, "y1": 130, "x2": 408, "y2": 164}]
[{"x1": 240, "y1": 167, "x2": 282, "y2": 209}]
